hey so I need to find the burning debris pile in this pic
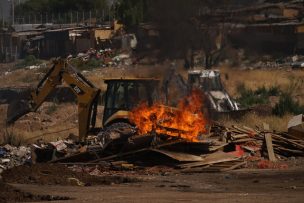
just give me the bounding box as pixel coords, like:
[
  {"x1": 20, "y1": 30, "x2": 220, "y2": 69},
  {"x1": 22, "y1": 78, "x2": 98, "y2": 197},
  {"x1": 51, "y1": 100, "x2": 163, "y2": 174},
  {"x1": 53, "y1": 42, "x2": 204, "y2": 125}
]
[
  {"x1": 3, "y1": 120, "x2": 303, "y2": 175},
  {"x1": 1, "y1": 89, "x2": 304, "y2": 175},
  {"x1": 129, "y1": 90, "x2": 207, "y2": 142},
  {"x1": 2, "y1": 111, "x2": 304, "y2": 175}
]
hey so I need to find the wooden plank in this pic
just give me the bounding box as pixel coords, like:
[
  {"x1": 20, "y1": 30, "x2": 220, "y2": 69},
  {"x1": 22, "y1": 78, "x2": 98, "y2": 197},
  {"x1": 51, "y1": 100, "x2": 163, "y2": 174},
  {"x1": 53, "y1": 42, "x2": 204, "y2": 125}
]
[
  {"x1": 178, "y1": 152, "x2": 240, "y2": 169},
  {"x1": 274, "y1": 147, "x2": 304, "y2": 154},
  {"x1": 243, "y1": 126, "x2": 258, "y2": 134},
  {"x1": 265, "y1": 133, "x2": 276, "y2": 162},
  {"x1": 150, "y1": 149, "x2": 204, "y2": 162},
  {"x1": 209, "y1": 143, "x2": 228, "y2": 152},
  {"x1": 262, "y1": 123, "x2": 270, "y2": 131},
  {"x1": 272, "y1": 134, "x2": 304, "y2": 149},
  {"x1": 231, "y1": 134, "x2": 250, "y2": 139},
  {"x1": 231, "y1": 138, "x2": 256, "y2": 143},
  {"x1": 232, "y1": 125, "x2": 253, "y2": 134}
]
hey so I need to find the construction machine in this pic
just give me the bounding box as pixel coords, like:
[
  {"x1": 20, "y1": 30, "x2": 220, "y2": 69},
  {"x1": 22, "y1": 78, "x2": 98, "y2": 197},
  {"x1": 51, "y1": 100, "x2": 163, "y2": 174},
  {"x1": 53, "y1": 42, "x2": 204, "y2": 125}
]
[
  {"x1": 161, "y1": 66, "x2": 243, "y2": 119},
  {"x1": 6, "y1": 59, "x2": 160, "y2": 141},
  {"x1": 187, "y1": 69, "x2": 244, "y2": 118}
]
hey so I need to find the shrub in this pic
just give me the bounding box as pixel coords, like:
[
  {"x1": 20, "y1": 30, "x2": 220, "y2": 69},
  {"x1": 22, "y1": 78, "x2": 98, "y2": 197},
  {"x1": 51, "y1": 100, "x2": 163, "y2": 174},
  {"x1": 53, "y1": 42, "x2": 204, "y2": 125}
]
[
  {"x1": 236, "y1": 84, "x2": 281, "y2": 108},
  {"x1": 46, "y1": 103, "x2": 58, "y2": 115},
  {"x1": 15, "y1": 55, "x2": 42, "y2": 69},
  {"x1": 273, "y1": 93, "x2": 304, "y2": 117},
  {"x1": 69, "y1": 58, "x2": 101, "y2": 71},
  {"x1": 1, "y1": 129, "x2": 25, "y2": 146}
]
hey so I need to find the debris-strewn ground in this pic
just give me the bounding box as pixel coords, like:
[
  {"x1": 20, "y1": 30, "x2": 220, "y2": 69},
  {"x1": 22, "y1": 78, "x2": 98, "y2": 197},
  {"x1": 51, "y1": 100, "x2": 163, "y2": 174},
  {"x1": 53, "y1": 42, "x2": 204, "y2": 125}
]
[
  {"x1": 2, "y1": 163, "x2": 140, "y2": 186},
  {"x1": 10, "y1": 168, "x2": 304, "y2": 203},
  {"x1": 0, "y1": 180, "x2": 70, "y2": 202}
]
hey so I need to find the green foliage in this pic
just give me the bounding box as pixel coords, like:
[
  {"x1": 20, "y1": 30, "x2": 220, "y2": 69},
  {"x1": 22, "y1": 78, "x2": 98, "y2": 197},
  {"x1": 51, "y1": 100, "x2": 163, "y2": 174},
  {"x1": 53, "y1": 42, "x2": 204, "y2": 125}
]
[
  {"x1": 237, "y1": 83, "x2": 304, "y2": 116},
  {"x1": 69, "y1": 58, "x2": 101, "y2": 71},
  {"x1": 115, "y1": 0, "x2": 147, "y2": 26},
  {"x1": 16, "y1": 0, "x2": 108, "y2": 15},
  {"x1": 15, "y1": 55, "x2": 42, "y2": 69},
  {"x1": 273, "y1": 93, "x2": 304, "y2": 117},
  {"x1": 236, "y1": 84, "x2": 280, "y2": 108},
  {"x1": 46, "y1": 103, "x2": 58, "y2": 115}
]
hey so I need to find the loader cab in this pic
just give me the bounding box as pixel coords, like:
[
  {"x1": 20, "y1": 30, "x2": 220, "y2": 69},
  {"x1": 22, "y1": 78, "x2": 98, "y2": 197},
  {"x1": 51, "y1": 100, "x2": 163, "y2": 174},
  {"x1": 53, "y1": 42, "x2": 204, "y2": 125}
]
[
  {"x1": 188, "y1": 69, "x2": 240, "y2": 114},
  {"x1": 188, "y1": 70, "x2": 223, "y2": 91},
  {"x1": 103, "y1": 79, "x2": 160, "y2": 126}
]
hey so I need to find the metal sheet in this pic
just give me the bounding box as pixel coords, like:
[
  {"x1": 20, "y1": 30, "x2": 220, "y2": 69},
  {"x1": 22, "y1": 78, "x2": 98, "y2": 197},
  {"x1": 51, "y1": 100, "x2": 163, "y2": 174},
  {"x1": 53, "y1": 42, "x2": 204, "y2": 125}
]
[{"x1": 150, "y1": 149, "x2": 204, "y2": 162}]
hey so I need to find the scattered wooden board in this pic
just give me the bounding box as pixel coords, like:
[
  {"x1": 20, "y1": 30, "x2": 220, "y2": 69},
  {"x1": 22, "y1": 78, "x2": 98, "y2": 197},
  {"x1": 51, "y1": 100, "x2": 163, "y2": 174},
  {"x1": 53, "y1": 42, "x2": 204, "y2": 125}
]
[
  {"x1": 265, "y1": 133, "x2": 276, "y2": 162},
  {"x1": 178, "y1": 151, "x2": 240, "y2": 169}
]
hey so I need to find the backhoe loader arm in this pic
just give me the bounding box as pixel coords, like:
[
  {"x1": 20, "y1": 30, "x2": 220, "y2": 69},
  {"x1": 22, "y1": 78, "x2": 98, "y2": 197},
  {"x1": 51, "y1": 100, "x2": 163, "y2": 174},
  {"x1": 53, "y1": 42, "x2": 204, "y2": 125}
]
[
  {"x1": 30, "y1": 60, "x2": 66, "y2": 111},
  {"x1": 7, "y1": 59, "x2": 101, "y2": 141}
]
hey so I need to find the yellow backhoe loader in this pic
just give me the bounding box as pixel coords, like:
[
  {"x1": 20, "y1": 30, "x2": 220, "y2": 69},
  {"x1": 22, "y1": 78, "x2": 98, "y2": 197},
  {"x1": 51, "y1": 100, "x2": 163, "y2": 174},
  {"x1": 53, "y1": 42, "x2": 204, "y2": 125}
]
[{"x1": 6, "y1": 59, "x2": 160, "y2": 141}]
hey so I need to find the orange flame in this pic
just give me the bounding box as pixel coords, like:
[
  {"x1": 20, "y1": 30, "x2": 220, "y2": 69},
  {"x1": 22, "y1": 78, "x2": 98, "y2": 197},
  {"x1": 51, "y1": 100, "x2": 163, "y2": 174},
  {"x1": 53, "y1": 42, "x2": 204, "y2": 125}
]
[{"x1": 129, "y1": 89, "x2": 207, "y2": 142}]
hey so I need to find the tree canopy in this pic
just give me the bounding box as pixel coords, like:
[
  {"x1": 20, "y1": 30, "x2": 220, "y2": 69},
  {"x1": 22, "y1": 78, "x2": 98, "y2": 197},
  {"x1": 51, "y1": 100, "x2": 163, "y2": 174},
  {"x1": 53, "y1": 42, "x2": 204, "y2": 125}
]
[{"x1": 16, "y1": 0, "x2": 108, "y2": 15}]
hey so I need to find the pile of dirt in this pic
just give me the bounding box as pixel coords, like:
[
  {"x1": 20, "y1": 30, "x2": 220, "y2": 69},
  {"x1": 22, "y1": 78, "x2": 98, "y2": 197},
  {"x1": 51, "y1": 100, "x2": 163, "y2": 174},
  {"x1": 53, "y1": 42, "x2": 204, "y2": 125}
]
[
  {"x1": 0, "y1": 181, "x2": 38, "y2": 202},
  {"x1": 0, "y1": 180, "x2": 70, "y2": 202},
  {"x1": 2, "y1": 163, "x2": 140, "y2": 186}
]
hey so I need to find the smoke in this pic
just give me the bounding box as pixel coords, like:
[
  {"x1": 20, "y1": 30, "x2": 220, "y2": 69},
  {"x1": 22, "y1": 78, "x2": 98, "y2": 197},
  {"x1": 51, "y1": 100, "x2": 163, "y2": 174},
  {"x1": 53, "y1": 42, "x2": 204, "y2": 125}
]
[{"x1": 147, "y1": 0, "x2": 203, "y2": 58}]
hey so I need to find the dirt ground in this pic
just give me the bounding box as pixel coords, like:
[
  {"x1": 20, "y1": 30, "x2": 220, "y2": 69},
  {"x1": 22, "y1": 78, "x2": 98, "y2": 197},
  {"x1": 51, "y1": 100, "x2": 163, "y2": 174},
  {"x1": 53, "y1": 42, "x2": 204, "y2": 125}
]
[
  {"x1": 6, "y1": 168, "x2": 304, "y2": 203},
  {"x1": 2, "y1": 164, "x2": 140, "y2": 186}
]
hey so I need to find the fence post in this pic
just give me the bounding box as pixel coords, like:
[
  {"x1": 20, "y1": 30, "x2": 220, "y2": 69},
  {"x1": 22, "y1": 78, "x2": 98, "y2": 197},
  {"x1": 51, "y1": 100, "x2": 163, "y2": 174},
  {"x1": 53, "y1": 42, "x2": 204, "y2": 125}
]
[
  {"x1": 70, "y1": 12, "x2": 72, "y2": 24},
  {"x1": 76, "y1": 11, "x2": 79, "y2": 24},
  {"x1": 15, "y1": 46, "x2": 17, "y2": 61},
  {"x1": 5, "y1": 47, "x2": 7, "y2": 62}
]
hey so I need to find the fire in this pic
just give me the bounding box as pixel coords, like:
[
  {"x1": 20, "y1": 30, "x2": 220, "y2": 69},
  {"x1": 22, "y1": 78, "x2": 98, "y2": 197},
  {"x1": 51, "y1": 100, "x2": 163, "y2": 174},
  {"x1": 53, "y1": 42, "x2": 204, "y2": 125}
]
[{"x1": 129, "y1": 89, "x2": 207, "y2": 142}]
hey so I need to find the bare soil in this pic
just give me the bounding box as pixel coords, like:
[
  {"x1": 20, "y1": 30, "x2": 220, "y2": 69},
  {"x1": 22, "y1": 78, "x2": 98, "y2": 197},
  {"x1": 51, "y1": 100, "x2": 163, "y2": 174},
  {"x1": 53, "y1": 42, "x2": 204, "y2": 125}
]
[
  {"x1": 2, "y1": 163, "x2": 140, "y2": 186},
  {"x1": 0, "y1": 180, "x2": 70, "y2": 202},
  {"x1": 8, "y1": 168, "x2": 304, "y2": 203}
]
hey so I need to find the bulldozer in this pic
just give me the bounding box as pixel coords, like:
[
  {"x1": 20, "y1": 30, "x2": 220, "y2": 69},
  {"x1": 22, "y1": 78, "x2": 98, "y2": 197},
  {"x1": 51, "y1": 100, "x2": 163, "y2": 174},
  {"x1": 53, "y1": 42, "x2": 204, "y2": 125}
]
[
  {"x1": 6, "y1": 59, "x2": 160, "y2": 141},
  {"x1": 188, "y1": 69, "x2": 239, "y2": 112},
  {"x1": 161, "y1": 66, "x2": 244, "y2": 119}
]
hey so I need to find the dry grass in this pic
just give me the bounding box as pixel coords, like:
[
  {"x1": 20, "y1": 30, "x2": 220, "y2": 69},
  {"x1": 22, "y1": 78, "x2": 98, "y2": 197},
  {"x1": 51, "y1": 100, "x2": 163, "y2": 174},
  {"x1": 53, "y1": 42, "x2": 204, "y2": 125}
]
[
  {"x1": 0, "y1": 69, "x2": 43, "y2": 88},
  {"x1": 219, "y1": 113, "x2": 293, "y2": 132},
  {"x1": 219, "y1": 67, "x2": 304, "y2": 104}
]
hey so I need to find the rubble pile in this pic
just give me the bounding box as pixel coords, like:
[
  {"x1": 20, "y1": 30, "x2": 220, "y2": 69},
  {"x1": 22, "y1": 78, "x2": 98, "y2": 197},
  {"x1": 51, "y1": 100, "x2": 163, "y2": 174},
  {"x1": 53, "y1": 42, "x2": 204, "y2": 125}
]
[
  {"x1": 72, "y1": 48, "x2": 133, "y2": 67},
  {"x1": 0, "y1": 145, "x2": 31, "y2": 173},
  {"x1": 7, "y1": 120, "x2": 301, "y2": 174},
  {"x1": 1, "y1": 115, "x2": 303, "y2": 174}
]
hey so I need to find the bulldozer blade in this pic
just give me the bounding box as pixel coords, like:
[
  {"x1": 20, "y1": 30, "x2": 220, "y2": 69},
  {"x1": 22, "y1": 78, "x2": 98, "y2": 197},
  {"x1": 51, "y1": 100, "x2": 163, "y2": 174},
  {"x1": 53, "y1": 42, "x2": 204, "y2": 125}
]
[{"x1": 6, "y1": 100, "x2": 32, "y2": 125}]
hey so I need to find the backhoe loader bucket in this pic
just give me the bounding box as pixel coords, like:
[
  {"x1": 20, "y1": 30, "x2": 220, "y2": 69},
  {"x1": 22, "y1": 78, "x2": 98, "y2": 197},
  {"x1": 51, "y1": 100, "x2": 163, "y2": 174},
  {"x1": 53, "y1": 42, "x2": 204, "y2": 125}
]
[{"x1": 6, "y1": 100, "x2": 32, "y2": 125}]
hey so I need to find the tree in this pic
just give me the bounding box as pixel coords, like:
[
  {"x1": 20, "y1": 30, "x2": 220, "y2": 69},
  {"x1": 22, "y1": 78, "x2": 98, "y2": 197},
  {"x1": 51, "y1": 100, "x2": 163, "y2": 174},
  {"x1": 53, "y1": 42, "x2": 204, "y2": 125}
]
[
  {"x1": 15, "y1": 0, "x2": 108, "y2": 15},
  {"x1": 146, "y1": 0, "x2": 231, "y2": 68},
  {"x1": 115, "y1": 0, "x2": 147, "y2": 27}
]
